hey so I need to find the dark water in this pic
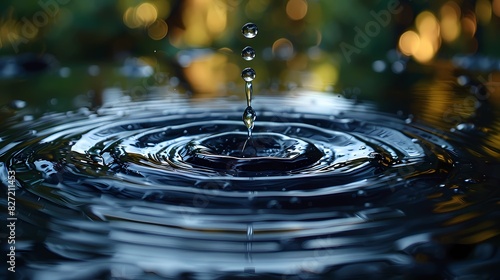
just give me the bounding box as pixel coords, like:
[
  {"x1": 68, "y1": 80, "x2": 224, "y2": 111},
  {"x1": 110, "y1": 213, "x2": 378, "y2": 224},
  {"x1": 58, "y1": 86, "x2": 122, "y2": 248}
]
[{"x1": 1, "y1": 91, "x2": 500, "y2": 279}]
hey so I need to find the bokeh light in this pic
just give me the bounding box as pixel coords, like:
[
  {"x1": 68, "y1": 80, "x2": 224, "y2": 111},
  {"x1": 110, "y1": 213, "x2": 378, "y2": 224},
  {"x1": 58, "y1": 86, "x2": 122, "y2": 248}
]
[
  {"x1": 494, "y1": 0, "x2": 500, "y2": 17},
  {"x1": 286, "y1": 0, "x2": 308, "y2": 21},
  {"x1": 147, "y1": 19, "x2": 168, "y2": 40},
  {"x1": 440, "y1": 1, "x2": 461, "y2": 42},
  {"x1": 476, "y1": 0, "x2": 492, "y2": 24},
  {"x1": 272, "y1": 38, "x2": 294, "y2": 60},
  {"x1": 399, "y1": 11, "x2": 440, "y2": 63},
  {"x1": 461, "y1": 12, "x2": 477, "y2": 38},
  {"x1": 123, "y1": 2, "x2": 158, "y2": 28},
  {"x1": 136, "y1": 3, "x2": 157, "y2": 26},
  {"x1": 399, "y1": 30, "x2": 420, "y2": 56}
]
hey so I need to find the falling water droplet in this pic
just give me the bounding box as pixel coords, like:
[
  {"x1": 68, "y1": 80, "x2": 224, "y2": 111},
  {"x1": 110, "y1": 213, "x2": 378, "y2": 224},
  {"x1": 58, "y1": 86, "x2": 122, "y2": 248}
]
[
  {"x1": 241, "y1": 22, "x2": 258, "y2": 39},
  {"x1": 241, "y1": 67, "x2": 256, "y2": 82},
  {"x1": 240, "y1": 23, "x2": 258, "y2": 138},
  {"x1": 243, "y1": 106, "x2": 257, "y2": 137},
  {"x1": 241, "y1": 46, "x2": 256, "y2": 61}
]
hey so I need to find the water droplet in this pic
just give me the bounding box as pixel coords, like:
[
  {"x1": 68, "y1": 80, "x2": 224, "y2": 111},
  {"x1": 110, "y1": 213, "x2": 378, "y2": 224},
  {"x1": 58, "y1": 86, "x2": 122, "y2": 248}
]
[
  {"x1": 243, "y1": 106, "x2": 257, "y2": 137},
  {"x1": 241, "y1": 46, "x2": 256, "y2": 61},
  {"x1": 242, "y1": 22, "x2": 258, "y2": 39},
  {"x1": 241, "y1": 67, "x2": 256, "y2": 82}
]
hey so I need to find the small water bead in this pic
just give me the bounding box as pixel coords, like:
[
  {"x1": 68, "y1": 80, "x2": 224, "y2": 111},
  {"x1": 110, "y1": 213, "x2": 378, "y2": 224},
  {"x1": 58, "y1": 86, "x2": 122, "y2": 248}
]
[
  {"x1": 241, "y1": 67, "x2": 256, "y2": 82},
  {"x1": 243, "y1": 106, "x2": 256, "y2": 129},
  {"x1": 241, "y1": 22, "x2": 258, "y2": 39},
  {"x1": 243, "y1": 106, "x2": 257, "y2": 136},
  {"x1": 241, "y1": 46, "x2": 256, "y2": 61}
]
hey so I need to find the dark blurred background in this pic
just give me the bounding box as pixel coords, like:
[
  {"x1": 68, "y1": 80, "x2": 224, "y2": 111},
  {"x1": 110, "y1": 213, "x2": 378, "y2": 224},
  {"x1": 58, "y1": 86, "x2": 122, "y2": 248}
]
[{"x1": 0, "y1": 0, "x2": 499, "y2": 157}]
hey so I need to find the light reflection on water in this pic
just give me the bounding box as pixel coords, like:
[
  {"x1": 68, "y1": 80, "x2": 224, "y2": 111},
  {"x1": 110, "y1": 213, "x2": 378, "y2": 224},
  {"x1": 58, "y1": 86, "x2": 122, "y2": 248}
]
[{"x1": 0, "y1": 89, "x2": 499, "y2": 279}]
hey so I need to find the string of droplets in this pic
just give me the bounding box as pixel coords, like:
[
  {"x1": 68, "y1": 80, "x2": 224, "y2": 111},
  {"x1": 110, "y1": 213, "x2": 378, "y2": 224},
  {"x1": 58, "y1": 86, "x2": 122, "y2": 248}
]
[{"x1": 241, "y1": 23, "x2": 258, "y2": 138}]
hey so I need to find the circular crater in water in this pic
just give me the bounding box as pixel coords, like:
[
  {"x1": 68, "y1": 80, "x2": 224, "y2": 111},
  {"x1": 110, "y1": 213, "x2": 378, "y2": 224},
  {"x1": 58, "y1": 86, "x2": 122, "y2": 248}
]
[{"x1": 178, "y1": 132, "x2": 324, "y2": 175}]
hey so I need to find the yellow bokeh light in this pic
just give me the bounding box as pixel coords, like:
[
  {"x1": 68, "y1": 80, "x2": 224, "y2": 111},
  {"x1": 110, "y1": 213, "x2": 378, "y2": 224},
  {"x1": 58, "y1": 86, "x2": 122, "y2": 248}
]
[
  {"x1": 441, "y1": 1, "x2": 461, "y2": 19},
  {"x1": 440, "y1": 18, "x2": 460, "y2": 42},
  {"x1": 494, "y1": 0, "x2": 500, "y2": 17},
  {"x1": 413, "y1": 37, "x2": 435, "y2": 63},
  {"x1": 416, "y1": 11, "x2": 440, "y2": 37},
  {"x1": 176, "y1": 0, "x2": 228, "y2": 47},
  {"x1": 182, "y1": 0, "x2": 212, "y2": 46},
  {"x1": 462, "y1": 15, "x2": 477, "y2": 37},
  {"x1": 123, "y1": 7, "x2": 140, "y2": 28},
  {"x1": 286, "y1": 0, "x2": 308, "y2": 21},
  {"x1": 136, "y1": 3, "x2": 158, "y2": 26},
  {"x1": 206, "y1": 2, "x2": 227, "y2": 34},
  {"x1": 476, "y1": 0, "x2": 492, "y2": 24},
  {"x1": 148, "y1": 19, "x2": 168, "y2": 40},
  {"x1": 123, "y1": 2, "x2": 160, "y2": 29},
  {"x1": 407, "y1": 11, "x2": 441, "y2": 64},
  {"x1": 399, "y1": 30, "x2": 420, "y2": 56},
  {"x1": 440, "y1": 1, "x2": 461, "y2": 42},
  {"x1": 303, "y1": 63, "x2": 338, "y2": 91},
  {"x1": 183, "y1": 53, "x2": 228, "y2": 95}
]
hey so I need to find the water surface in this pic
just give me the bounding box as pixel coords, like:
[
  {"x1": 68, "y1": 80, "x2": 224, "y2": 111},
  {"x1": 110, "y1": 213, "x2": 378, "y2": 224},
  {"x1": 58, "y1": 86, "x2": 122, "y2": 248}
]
[{"x1": 1, "y1": 90, "x2": 499, "y2": 279}]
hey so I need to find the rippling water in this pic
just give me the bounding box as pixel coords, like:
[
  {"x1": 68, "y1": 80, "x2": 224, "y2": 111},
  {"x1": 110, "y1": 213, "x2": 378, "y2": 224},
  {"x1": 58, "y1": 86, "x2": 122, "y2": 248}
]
[{"x1": 1, "y1": 91, "x2": 499, "y2": 279}]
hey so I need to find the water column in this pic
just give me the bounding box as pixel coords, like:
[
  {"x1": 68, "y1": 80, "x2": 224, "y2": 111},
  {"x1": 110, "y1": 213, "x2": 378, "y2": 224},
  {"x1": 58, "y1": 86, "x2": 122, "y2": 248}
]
[{"x1": 241, "y1": 23, "x2": 258, "y2": 137}]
